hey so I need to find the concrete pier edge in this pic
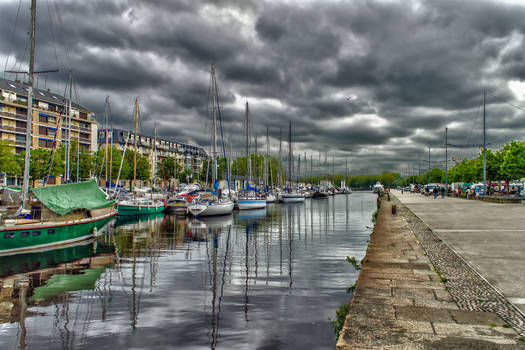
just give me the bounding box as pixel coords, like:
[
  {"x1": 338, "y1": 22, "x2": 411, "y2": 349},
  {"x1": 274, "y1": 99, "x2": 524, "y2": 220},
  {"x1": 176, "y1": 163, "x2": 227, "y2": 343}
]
[
  {"x1": 405, "y1": 200, "x2": 525, "y2": 326},
  {"x1": 336, "y1": 194, "x2": 525, "y2": 349}
]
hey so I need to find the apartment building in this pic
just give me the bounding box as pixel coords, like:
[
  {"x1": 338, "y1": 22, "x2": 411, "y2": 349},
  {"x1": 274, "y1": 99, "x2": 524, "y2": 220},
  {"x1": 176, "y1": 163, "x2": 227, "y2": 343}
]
[
  {"x1": 98, "y1": 128, "x2": 207, "y2": 177},
  {"x1": 0, "y1": 77, "x2": 98, "y2": 154}
]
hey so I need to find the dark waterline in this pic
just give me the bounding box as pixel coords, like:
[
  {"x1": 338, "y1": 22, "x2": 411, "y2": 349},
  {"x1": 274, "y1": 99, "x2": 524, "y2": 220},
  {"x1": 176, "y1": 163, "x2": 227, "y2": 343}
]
[{"x1": 0, "y1": 192, "x2": 376, "y2": 349}]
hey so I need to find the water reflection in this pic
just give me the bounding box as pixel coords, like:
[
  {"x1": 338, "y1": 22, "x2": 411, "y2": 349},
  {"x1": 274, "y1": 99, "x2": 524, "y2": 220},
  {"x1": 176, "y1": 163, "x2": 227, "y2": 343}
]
[{"x1": 0, "y1": 193, "x2": 377, "y2": 349}]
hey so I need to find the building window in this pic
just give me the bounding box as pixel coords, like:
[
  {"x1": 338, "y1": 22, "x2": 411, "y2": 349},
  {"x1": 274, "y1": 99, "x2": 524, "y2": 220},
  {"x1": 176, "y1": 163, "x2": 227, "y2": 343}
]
[{"x1": 39, "y1": 115, "x2": 48, "y2": 123}]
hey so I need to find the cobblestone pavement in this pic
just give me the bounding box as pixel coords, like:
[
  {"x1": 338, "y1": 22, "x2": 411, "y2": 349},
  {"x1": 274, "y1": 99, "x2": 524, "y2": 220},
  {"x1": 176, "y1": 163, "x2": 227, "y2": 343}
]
[
  {"x1": 336, "y1": 197, "x2": 525, "y2": 349},
  {"x1": 398, "y1": 196, "x2": 525, "y2": 336}
]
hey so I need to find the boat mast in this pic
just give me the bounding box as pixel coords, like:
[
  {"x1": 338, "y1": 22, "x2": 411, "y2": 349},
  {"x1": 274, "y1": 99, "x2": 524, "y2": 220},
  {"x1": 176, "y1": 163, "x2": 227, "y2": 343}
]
[
  {"x1": 133, "y1": 98, "x2": 139, "y2": 194},
  {"x1": 211, "y1": 64, "x2": 217, "y2": 184},
  {"x1": 21, "y1": 0, "x2": 36, "y2": 208},
  {"x1": 265, "y1": 127, "x2": 269, "y2": 187},
  {"x1": 245, "y1": 101, "x2": 250, "y2": 185},
  {"x1": 288, "y1": 121, "x2": 292, "y2": 189},
  {"x1": 104, "y1": 96, "x2": 109, "y2": 188},
  {"x1": 278, "y1": 127, "x2": 282, "y2": 188},
  {"x1": 66, "y1": 70, "x2": 72, "y2": 183}
]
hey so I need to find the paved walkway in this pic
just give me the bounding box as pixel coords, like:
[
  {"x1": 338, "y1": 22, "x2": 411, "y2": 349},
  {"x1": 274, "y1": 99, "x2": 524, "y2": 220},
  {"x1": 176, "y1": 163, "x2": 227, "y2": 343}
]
[
  {"x1": 393, "y1": 190, "x2": 525, "y2": 315},
  {"x1": 336, "y1": 199, "x2": 524, "y2": 349}
]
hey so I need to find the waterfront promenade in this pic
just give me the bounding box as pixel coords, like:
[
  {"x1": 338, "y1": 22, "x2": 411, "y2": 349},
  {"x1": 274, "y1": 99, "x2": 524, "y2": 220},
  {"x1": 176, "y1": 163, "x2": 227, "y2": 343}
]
[
  {"x1": 394, "y1": 190, "x2": 525, "y2": 315},
  {"x1": 337, "y1": 193, "x2": 525, "y2": 349}
]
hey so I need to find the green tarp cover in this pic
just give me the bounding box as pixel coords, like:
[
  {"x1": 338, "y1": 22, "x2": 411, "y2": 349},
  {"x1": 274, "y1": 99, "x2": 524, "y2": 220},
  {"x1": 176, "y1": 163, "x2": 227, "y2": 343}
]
[
  {"x1": 31, "y1": 180, "x2": 115, "y2": 216},
  {"x1": 30, "y1": 268, "x2": 105, "y2": 301}
]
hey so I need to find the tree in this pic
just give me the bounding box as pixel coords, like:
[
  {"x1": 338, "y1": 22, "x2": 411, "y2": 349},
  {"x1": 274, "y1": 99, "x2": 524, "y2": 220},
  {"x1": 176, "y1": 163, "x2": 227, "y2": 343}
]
[
  {"x1": 59, "y1": 140, "x2": 94, "y2": 182},
  {"x1": 156, "y1": 157, "x2": 181, "y2": 180},
  {"x1": 0, "y1": 140, "x2": 21, "y2": 175},
  {"x1": 500, "y1": 140, "x2": 525, "y2": 181}
]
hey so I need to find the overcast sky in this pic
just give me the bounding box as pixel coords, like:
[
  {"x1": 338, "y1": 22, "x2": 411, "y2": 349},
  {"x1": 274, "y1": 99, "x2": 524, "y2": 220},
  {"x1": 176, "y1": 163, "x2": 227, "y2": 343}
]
[{"x1": 2, "y1": 0, "x2": 525, "y2": 175}]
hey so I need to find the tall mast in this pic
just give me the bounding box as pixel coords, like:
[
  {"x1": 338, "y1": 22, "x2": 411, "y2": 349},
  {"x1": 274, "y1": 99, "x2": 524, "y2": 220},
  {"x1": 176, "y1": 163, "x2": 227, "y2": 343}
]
[
  {"x1": 346, "y1": 158, "x2": 348, "y2": 188},
  {"x1": 310, "y1": 154, "x2": 313, "y2": 183},
  {"x1": 211, "y1": 64, "x2": 217, "y2": 183},
  {"x1": 445, "y1": 127, "x2": 448, "y2": 190},
  {"x1": 482, "y1": 89, "x2": 486, "y2": 195},
  {"x1": 318, "y1": 152, "x2": 321, "y2": 186},
  {"x1": 22, "y1": 0, "x2": 36, "y2": 208},
  {"x1": 428, "y1": 146, "x2": 431, "y2": 185},
  {"x1": 266, "y1": 127, "x2": 269, "y2": 187},
  {"x1": 104, "y1": 96, "x2": 109, "y2": 187},
  {"x1": 254, "y1": 125, "x2": 258, "y2": 183},
  {"x1": 133, "y1": 98, "x2": 139, "y2": 194},
  {"x1": 288, "y1": 121, "x2": 292, "y2": 187},
  {"x1": 153, "y1": 123, "x2": 157, "y2": 187},
  {"x1": 303, "y1": 153, "x2": 306, "y2": 184},
  {"x1": 245, "y1": 101, "x2": 250, "y2": 184},
  {"x1": 66, "y1": 71, "x2": 72, "y2": 183},
  {"x1": 278, "y1": 127, "x2": 282, "y2": 187}
]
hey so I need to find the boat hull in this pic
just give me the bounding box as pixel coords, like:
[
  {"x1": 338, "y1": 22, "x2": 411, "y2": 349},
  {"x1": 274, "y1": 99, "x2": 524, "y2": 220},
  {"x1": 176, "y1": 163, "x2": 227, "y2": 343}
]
[
  {"x1": 190, "y1": 202, "x2": 234, "y2": 217},
  {"x1": 0, "y1": 212, "x2": 116, "y2": 256},
  {"x1": 237, "y1": 200, "x2": 267, "y2": 210},
  {"x1": 118, "y1": 203, "x2": 165, "y2": 215},
  {"x1": 166, "y1": 202, "x2": 188, "y2": 216},
  {"x1": 282, "y1": 195, "x2": 305, "y2": 203}
]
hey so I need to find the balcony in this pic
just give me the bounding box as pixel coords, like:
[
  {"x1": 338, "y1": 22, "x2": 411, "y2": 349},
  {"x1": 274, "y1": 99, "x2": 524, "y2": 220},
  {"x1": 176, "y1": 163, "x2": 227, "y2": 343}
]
[{"x1": 0, "y1": 110, "x2": 28, "y2": 122}]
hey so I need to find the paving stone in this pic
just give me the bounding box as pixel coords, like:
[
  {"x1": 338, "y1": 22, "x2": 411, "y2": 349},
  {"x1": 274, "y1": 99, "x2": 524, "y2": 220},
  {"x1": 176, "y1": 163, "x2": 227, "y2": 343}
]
[
  {"x1": 336, "y1": 198, "x2": 525, "y2": 349},
  {"x1": 395, "y1": 306, "x2": 454, "y2": 323},
  {"x1": 393, "y1": 287, "x2": 436, "y2": 299},
  {"x1": 449, "y1": 309, "x2": 508, "y2": 326}
]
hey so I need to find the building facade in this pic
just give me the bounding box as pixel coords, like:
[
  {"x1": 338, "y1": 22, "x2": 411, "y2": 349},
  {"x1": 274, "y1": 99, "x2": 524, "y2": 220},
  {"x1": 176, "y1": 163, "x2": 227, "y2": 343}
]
[
  {"x1": 0, "y1": 78, "x2": 98, "y2": 154},
  {"x1": 98, "y1": 128, "x2": 207, "y2": 178}
]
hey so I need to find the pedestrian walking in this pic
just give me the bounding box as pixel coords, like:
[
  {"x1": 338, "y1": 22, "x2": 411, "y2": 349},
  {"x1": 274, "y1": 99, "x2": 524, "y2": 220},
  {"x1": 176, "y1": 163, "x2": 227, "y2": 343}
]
[
  {"x1": 433, "y1": 187, "x2": 438, "y2": 199},
  {"x1": 441, "y1": 187, "x2": 445, "y2": 198}
]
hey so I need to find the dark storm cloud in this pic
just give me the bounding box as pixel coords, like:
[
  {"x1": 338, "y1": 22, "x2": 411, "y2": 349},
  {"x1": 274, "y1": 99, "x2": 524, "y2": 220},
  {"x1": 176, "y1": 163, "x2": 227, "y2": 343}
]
[{"x1": 3, "y1": 0, "x2": 525, "y2": 173}]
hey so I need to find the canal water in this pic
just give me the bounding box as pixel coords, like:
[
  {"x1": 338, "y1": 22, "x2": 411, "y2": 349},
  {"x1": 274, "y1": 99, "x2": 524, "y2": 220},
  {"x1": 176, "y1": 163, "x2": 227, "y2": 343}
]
[{"x1": 0, "y1": 192, "x2": 376, "y2": 349}]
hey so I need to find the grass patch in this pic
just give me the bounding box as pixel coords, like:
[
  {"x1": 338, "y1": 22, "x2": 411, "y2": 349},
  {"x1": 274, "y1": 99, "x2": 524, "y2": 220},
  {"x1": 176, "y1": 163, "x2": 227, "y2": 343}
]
[
  {"x1": 371, "y1": 209, "x2": 379, "y2": 223},
  {"x1": 502, "y1": 324, "x2": 511, "y2": 328},
  {"x1": 432, "y1": 266, "x2": 448, "y2": 284},
  {"x1": 346, "y1": 256, "x2": 361, "y2": 270},
  {"x1": 519, "y1": 337, "x2": 525, "y2": 342},
  {"x1": 328, "y1": 303, "x2": 350, "y2": 341},
  {"x1": 347, "y1": 281, "x2": 356, "y2": 293}
]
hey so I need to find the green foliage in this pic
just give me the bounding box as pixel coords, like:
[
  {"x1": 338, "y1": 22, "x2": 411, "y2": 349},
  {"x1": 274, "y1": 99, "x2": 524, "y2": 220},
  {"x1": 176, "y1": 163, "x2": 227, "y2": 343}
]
[
  {"x1": 346, "y1": 256, "x2": 361, "y2": 270},
  {"x1": 0, "y1": 140, "x2": 21, "y2": 175},
  {"x1": 328, "y1": 303, "x2": 350, "y2": 341},
  {"x1": 372, "y1": 209, "x2": 379, "y2": 223},
  {"x1": 156, "y1": 157, "x2": 181, "y2": 180},
  {"x1": 500, "y1": 140, "x2": 525, "y2": 181},
  {"x1": 59, "y1": 141, "x2": 94, "y2": 181},
  {"x1": 95, "y1": 146, "x2": 128, "y2": 182},
  {"x1": 379, "y1": 171, "x2": 401, "y2": 187}
]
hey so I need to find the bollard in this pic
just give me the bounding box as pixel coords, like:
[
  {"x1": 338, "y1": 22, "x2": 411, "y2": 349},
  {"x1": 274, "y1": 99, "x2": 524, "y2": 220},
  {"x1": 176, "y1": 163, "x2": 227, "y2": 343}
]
[{"x1": 391, "y1": 204, "x2": 397, "y2": 214}]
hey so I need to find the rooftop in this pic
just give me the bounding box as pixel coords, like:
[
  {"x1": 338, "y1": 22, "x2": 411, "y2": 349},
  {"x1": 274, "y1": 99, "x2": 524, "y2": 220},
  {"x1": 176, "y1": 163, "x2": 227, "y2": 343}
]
[{"x1": 0, "y1": 77, "x2": 91, "y2": 112}]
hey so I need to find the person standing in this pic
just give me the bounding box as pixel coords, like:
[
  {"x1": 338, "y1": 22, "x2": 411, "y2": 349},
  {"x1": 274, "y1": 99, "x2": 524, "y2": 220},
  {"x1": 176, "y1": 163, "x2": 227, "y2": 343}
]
[{"x1": 441, "y1": 186, "x2": 445, "y2": 198}]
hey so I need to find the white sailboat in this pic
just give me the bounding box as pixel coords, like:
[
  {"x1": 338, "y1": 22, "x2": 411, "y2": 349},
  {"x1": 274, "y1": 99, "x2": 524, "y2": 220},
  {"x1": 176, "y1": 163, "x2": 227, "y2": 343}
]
[
  {"x1": 237, "y1": 101, "x2": 267, "y2": 210},
  {"x1": 282, "y1": 121, "x2": 305, "y2": 203},
  {"x1": 188, "y1": 64, "x2": 234, "y2": 217}
]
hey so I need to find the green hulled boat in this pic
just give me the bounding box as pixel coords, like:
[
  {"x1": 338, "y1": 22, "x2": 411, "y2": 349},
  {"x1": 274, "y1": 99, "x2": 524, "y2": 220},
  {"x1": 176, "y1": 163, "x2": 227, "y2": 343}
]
[
  {"x1": 0, "y1": 181, "x2": 117, "y2": 255},
  {"x1": 117, "y1": 199, "x2": 165, "y2": 216}
]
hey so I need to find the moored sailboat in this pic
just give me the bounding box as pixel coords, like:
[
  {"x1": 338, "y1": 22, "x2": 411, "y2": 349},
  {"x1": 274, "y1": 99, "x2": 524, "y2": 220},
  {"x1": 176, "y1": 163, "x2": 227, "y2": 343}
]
[
  {"x1": 188, "y1": 64, "x2": 234, "y2": 217},
  {"x1": 1, "y1": 1, "x2": 117, "y2": 255},
  {"x1": 0, "y1": 180, "x2": 116, "y2": 255},
  {"x1": 116, "y1": 98, "x2": 165, "y2": 215}
]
